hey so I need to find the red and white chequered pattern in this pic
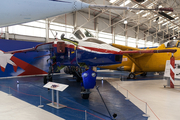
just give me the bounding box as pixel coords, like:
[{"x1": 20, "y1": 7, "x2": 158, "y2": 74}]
[{"x1": 170, "y1": 55, "x2": 175, "y2": 88}]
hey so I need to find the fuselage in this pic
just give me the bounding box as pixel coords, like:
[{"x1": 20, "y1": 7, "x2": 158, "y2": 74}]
[
  {"x1": 100, "y1": 40, "x2": 180, "y2": 72},
  {"x1": 0, "y1": 0, "x2": 89, "y2": 27},
  {"x1": 53, "y1": 38, "x2": 123, "y2": 66}
]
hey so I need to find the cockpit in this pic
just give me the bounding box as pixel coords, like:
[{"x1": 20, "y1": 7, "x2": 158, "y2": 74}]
[
  {"x1": 73, "y1": 29, "x2": 94, "y2": 40},
  {"x1": 70, "y1": 28, "x2": 106, "y2": 44},
  {"x1": 164, "y1": 40, "x2": 180, "y2": 48}
]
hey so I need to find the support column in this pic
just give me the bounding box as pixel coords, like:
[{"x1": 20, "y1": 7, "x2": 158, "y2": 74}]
[
  {"x1": 112, "y1": 21, "x2": 115, "y2": 43},
  {"x1": 5, "y1": 27, "x2": 9, "y2": 40},
  {"x1": 73, "y1": 11, "x2": 77, "y2": 30},
  {"x1": 135, "y1": 26, "x2": 139, "y2": 48},
  {"x1": 94, "y1": 17, "x2": 99, "y2": 39},
  {"x1": 45, "y1": 19, "x2": 50, "y2": 43},
  {"x1": 125, "y1": 24, "x2": 127, "y2": 46}
]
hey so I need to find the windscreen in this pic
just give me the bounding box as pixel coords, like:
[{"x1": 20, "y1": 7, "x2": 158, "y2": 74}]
[
  {"x1": 83, "y1": 29, "x2": 94, "y2": 37},
  {"x1": 166, "y1": 40, "x2": 178, "y2": 48},
  {"x1": 74, "y1": 30, "x2": 85, "y2": 40}
]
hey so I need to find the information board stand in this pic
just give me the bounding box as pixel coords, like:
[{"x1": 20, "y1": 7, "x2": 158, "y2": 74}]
[{"x1": 43, "y1": 82, "x2": 69, "y2": 109}]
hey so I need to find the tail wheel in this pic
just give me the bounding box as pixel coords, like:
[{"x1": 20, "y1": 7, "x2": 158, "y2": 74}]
[{"x1": 128, "y1": 72, "x2": 136, "y2": 79}]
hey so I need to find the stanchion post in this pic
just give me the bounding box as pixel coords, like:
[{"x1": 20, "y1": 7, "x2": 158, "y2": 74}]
[
  {"x1": 85, "y1": 110, "x2": 87, "y2": 120},
  {"x1": 8, "y1": 87, "x2": 12, "y2": 96},
  {"x1": 38, "y1": 95, "x2": 44, "y2": 108},
  {"x1": 170, "y1": 53, "x2": 175, "y2": 88},
  {"x1": 125, "y1": 90, "x2": 129, "y2": 100},
  {"x1": 142, "y1": 102, "x2": 150, "y2": 117}
]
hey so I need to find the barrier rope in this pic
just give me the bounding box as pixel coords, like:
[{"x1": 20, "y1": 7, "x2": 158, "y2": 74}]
[
  {"x1": 0, "y1": 84, "x2": 105, "y2": 120},
  {"x1": 115, "y1": 82, "x2": 160, "y2": 120}
]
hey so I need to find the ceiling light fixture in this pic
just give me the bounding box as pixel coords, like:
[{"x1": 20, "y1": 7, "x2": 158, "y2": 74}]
[{"x1": 124, "y1": 20, "x2": 128, "y2": 24}]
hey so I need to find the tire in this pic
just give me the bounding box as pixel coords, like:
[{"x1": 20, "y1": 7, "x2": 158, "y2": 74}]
[
  {"x1": 128, "y1": 73, "x2": 136, "y2": 79},
  {"x1": 81, "y1": 94, "x2": 89, "y2": 99},
  {"x1": 81, "y1": 87, "x2": 89, "y2": 99}
]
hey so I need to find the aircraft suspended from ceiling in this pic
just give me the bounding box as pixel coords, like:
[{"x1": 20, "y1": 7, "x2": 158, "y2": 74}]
[{"x1": 0, "y1": 0, "x2": 173, "y2": 27}]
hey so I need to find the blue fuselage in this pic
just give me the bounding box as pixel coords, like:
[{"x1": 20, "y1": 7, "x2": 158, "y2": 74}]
[{"x1": 53, "y1": 44, "x2": 122, "y2": 67}]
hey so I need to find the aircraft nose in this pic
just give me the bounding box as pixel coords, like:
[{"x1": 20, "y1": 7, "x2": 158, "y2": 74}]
[{"x1": 73, "y1": 0, "x2": 89, "y2": 11}]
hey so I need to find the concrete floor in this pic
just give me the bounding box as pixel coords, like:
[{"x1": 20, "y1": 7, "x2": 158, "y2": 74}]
[
  {"x1": 0, "y1": 91, "x2": 64, "y2": 120},
  {"x1": 0, "y1": 71, "x2": 179, "y2": 120},
  {"x1": 107, "y1": 78, "x2": 180, "y2": 120}
]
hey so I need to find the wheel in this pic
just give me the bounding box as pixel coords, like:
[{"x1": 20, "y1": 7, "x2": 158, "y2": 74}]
[
  {"x1": 81, "y1": 94, "x2": 89, "y2": 99},
  {"x1": 73, "y1": 74, "x2": 76, "y2": 79},
  {"x1": 81, "y1": 87, "x2": 89, "y2": 99},
  {"x1": 128, "y1": 73, "x2": 136, "y2": 79},
  {"x1": 73, "y1": 73, "x2": 82, "y2": 82},
  {"x1": 140, "y1": 72, "x2": 147, "y2": 76},
  {"x1": 76, "y1": 77, "x2": 81, "y2": 82}
]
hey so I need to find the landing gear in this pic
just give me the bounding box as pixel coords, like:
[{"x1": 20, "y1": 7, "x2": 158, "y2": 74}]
[
  {"x1": 44, "y1": 65, "x2": 53, "y2": 85},
  {"x1": 64, "y1": 66, "x2": 83, "y2": 82},
  {"x1": 128, "y1": 72, "x2": 136, "y2": 79},
  {"x1": 43, "y1": 75, "x2": 52, "y2": 84},
  {"x1": 81, "y1": 86, "x2": 90, "y2": 99},
  {"x1": 73, "y1": 72, "x2": 82, "y2": 82},
  {"x1": 140, "y1": 72, "x2": 147, "y2": 76},
  {"x1": 65, "y1": 66, "x2": 97, "y2": 99}
]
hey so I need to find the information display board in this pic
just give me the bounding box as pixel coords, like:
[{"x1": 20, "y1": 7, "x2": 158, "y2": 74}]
[{"x1": 43, "y1": 82, "x2": 68, "y2": 91}]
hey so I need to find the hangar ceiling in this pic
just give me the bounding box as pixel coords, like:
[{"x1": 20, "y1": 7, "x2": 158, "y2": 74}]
[
  {"x1": 2, "y1": 0, "x2": 180, "y2": 46},
  {"x1": 78, "y1": 0, "x2": 180, "y2": 44}
]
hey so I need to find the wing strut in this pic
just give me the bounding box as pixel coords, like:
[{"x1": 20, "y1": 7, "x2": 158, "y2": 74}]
[{"x1": 125, "y1": 54, "x2": 142, "y2": 71}]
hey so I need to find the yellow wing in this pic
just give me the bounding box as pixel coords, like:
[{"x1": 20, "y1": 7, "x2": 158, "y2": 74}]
[
  {"x1": 112, "y1": 43, "x2": 177, "y2": 71},
  {"x1": 112, "y1": 43, "x2": 140, "y2": 51}
]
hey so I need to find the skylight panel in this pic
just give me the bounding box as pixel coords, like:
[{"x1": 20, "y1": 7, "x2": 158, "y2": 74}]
[
  {"x1": 119, "y1": 0, "x2": 131, "y2": 7},
  {"x1": 136, "y1": 10, "x2": 144, "y2": 14},
  {"x1": 142, "y1": 12, "x2": 150, "y2": 17},
  {"x1": 109, "y1": 0, "x2": 116, "y2": 3}
]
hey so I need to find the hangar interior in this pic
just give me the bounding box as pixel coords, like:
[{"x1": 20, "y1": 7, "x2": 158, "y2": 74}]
[
  {"x1": 1, "y1": 0, "x2": 180, "y2": 120},
  {"x1": 1, "y1": 0, "x2": 180, "y2": 46}
]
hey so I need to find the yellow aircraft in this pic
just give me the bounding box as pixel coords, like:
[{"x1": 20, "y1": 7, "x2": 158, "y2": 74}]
[{"x1": 100, "y1": 40, "x2": 180, "y2": 79}]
